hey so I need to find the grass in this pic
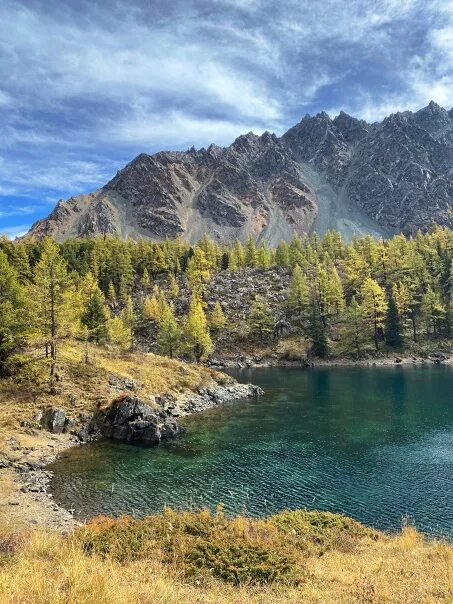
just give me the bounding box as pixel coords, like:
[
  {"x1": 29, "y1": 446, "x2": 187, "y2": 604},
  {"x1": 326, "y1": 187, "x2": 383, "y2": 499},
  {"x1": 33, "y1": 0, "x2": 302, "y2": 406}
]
[
  {"x1": 0, "y1": 339, "x2": 221, "y2": 445},
  {"x1": 0, "y1": 509, "x2": 451, "y2": 603}
]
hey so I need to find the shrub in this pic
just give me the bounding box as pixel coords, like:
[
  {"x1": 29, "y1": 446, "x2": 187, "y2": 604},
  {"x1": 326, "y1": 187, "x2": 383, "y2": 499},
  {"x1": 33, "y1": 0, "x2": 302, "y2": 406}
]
[
  {"x1": 186, "y1": 540, "x2": 301, "y2": 585},
  {"x1": 270, "y1": 509, "x2": 378, "y2": 552}
]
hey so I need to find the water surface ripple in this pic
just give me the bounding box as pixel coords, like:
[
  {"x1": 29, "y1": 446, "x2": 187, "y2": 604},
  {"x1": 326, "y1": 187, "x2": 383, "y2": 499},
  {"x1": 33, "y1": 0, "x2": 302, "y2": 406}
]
[{"x1": 49, "y1": 366, "x2": 453, "y2": 536}]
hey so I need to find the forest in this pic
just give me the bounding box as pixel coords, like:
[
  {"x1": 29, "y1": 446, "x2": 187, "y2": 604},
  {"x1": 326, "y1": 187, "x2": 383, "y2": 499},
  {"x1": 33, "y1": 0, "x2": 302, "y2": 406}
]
[{"x1": 0, "y1": 226, "x2": 452, "y2": 385}]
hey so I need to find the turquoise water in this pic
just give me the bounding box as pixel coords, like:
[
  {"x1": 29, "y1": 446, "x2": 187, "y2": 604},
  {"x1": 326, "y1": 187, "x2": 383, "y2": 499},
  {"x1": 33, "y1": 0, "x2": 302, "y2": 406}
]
[{"x1": 49, "y1": 366, "x2": 453, "y2": 536}]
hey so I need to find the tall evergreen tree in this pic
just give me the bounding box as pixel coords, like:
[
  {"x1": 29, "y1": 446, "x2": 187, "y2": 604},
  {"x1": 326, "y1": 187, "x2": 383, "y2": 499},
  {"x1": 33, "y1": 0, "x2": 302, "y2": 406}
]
[
  {"x1": 80, "y1": 276, "x2": 110, "y2": 345},
  {"x1": 209, "y1": 301, "x2": 226, "y2": 333},
  {"x1": 157, "y1": 303, "x2": 181, "y2": 358},
  {"x1": 340, "y1": 297, "x2": 367, "y2": 358},
  {"x1": 286, "y1": 264, "x2": 309, "y2": 323},
  {"x1": 185, "y1": 296, "x2": 212, "y2": 362},
  {"x1": 384, "y1": 290, "x2": 403, "y2": 348},
  {"x1": 245, "y1": 234, "x2": 258, "y2": 267},
  {"x1": 32, "y1": 238, "x2": 72, "y2": 391},
  {"x1": 249, "y1": 297, "x2": 274, "y2": 342},
  {"x1": 0, "y1": 251, "x2": 28, "y2": 374},
  {"x1": 187, "y1": 247, "x2": 211, "y2": 296},
  {"x1": 360, "y1": 277, "x2": 388, "y2": 350}
]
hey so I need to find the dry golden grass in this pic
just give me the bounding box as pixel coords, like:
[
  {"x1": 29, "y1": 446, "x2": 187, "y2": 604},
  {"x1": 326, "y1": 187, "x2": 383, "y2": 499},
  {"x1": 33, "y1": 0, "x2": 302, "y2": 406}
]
[
  {"x1": 0, "y1": 340, "x2": 219, "y2": 442},
  {"x1": 0, "y1": 512, "x2": 451, "y2": 604}
]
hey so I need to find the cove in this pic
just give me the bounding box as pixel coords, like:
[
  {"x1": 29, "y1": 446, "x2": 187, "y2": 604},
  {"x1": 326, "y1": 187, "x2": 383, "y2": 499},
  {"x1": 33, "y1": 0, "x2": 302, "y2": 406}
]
[{"x1": 49, "y1": 366, "x2": 453, "y2": 537}]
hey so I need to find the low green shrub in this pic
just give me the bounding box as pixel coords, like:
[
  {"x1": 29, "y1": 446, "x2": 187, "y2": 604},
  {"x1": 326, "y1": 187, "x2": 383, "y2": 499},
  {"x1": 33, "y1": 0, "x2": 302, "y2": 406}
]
[
  {"x1": 270, "y1": 509, "x2": 378, "y2": 552},
  {"x1": 186, "y1": 540, "x2": 301, "y2": 585}
]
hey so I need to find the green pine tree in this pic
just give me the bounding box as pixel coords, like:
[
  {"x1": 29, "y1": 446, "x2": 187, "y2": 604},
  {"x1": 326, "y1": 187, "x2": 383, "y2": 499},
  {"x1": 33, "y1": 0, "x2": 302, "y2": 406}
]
[
  {"x1": 157, "y1": 303, "x2": 181, "y2": 358},
  {"x1": 385, "y1": 290, "x2": 403, "y2": 348},
  {"x1": 0, "y1": 251, "x2": 29, "y2": 374}
]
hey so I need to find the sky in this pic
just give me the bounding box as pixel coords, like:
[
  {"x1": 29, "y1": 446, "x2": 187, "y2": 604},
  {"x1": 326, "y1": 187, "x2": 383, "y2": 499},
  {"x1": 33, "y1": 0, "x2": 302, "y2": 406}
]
[{"x1": 1, "y1": 0, "x2": 452, "y2": 238}]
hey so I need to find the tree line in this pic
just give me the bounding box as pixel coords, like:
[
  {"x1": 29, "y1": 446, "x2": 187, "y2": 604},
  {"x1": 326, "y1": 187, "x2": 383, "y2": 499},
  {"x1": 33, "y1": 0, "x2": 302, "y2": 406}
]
[{"x1": 0, "y1": 227, "x2": 452, "y2": 385}]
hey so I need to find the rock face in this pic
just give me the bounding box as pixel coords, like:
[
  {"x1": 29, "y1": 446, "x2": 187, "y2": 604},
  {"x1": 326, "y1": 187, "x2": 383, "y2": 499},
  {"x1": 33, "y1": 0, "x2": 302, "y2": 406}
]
[
  {"x1": 39, "y1": 408, "x2": 68, "y2": 434},
  {"x1": 96, "y1": 395, "x2": 180, "y2": 444},
  {"x1": 26, "y1": 101, "x2": 453, "y2": 243}
]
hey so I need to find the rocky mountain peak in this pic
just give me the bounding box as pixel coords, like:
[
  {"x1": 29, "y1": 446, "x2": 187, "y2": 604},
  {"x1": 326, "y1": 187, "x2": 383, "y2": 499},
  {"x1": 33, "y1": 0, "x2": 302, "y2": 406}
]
[
  {"x1": 414, "y1": 100, "x2": 453, "y2": 142},
  {"x1": 332, "y1": 110, "x2": 369, "y2": 143},
  {"x1": 25, "y1": 102, "x2": 453, "y2": 243}
]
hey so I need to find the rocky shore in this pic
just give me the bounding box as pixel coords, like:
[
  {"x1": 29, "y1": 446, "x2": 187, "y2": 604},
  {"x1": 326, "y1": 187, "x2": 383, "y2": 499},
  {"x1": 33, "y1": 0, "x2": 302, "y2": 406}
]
[
  {"x1": 0, "y1": 377, "x2": 263, "y2": 532},
  {"x1": 208, "y1": 350, "x2": 453, "y2": 369}
]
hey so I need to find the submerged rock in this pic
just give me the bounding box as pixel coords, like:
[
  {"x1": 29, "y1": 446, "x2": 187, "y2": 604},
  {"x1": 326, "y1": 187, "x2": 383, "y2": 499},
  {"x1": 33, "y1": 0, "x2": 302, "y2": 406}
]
[{"x1": 95, "y1": 395, "x2": 181, "y2": 445}]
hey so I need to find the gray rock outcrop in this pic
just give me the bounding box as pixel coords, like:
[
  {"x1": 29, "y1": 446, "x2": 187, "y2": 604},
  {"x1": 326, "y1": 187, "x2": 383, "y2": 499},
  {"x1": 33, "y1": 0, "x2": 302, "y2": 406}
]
[
  {"x1": 95, "y1": 395, "x2": 180, "y2": 444},
  {"x1": 39, "y1": 408, "x2": 68, "y2": 434}
]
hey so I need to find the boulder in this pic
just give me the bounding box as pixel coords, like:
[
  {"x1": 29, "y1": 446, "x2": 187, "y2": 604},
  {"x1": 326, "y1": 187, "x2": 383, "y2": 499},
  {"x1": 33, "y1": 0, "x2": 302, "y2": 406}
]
[
  {"x1": 96, "y1": 395, "x2": 181, "y2": 445},
  {"x1": 40, "y1": 408, "x2": 67, "y2": 434}
]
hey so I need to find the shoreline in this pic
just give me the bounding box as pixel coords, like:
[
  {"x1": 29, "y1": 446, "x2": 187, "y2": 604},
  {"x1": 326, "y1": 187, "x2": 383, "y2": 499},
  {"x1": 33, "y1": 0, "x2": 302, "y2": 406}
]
[
  {"x1": 0, "y1": 379, "x2": 262, "y2": 532},
  {"x1": 211, "y1": 351, "x2": 453, "y2": 370}
]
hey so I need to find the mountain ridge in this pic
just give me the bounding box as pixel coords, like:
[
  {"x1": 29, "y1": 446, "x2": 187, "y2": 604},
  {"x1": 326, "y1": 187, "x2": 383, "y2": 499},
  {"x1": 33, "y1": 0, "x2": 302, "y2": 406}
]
[{"x1": 26, "y1": 101, "x2": 453, "y2": 244}]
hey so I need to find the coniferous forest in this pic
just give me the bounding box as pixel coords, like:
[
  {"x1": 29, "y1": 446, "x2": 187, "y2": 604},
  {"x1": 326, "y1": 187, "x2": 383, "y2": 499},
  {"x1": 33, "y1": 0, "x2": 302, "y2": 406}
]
[{"x1": 1, "y1": 226, "x2": 452, "y2": 382}]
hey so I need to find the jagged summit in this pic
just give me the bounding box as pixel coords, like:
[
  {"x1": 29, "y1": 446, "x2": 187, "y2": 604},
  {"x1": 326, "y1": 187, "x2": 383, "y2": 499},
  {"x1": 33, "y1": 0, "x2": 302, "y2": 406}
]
[{"x1": 26, "y1": 102, "x2": 453, "y2": 244}]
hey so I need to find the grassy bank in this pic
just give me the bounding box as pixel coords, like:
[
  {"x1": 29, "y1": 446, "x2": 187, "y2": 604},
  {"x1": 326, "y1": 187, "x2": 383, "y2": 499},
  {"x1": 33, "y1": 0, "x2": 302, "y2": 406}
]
[
  {"x1": 0, "y1": 509, "x2": 451, "y2": 603},
  {"x1": 0, "y1": 340, "x2": 221, "y2": 440}
]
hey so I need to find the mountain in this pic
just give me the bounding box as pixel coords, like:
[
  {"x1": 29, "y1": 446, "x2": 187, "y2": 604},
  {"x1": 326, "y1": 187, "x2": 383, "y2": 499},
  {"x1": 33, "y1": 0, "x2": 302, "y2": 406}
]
[{"x1": 26, "y1": 101, "x2": 453, "y2": 244}]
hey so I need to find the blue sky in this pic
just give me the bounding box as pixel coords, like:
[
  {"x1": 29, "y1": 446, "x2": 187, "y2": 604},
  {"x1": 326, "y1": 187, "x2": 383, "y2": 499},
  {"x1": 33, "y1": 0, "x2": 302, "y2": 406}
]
[{"x1": 1, "y1": 0, "x2": 452, "y2": 238}]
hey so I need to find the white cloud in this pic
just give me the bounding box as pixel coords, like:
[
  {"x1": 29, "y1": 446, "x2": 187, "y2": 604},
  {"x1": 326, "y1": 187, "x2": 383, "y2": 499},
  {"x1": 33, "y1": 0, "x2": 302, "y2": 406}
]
[
  {"x1": 108, "y1": 110, "x2": 269, "y2": 148},
  {"x1": 0, "y1": 205, "x2": 38, "y2": 218},
  {"x1": 0, "y1": 156, "x2": 118, "y2": 198}
]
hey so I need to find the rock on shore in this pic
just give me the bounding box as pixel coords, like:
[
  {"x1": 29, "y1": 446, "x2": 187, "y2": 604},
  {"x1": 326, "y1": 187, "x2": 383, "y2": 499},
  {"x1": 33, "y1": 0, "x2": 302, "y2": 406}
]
[
  {"x1": 95, "y1": 382, "x2": 264, "y2": 444},
  {"x1": 95, "y1": 394, "x2": 181, "y2": 444},
  {"x1": 180, "y1": 382, "x2": 264, "y2": 414}
]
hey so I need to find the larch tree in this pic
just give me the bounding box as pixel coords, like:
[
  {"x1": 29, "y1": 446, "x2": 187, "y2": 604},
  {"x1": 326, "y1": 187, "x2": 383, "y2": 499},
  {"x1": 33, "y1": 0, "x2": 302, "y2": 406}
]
[
  {"x1": 209, "y1": 301, "x2": 226, "y2": 333},
  {"x1": 421, "y1": 286, "x2": 445, "y2": 337},
  {"x1": 286, "y1": 264, "x2": 309, "y2": 323},
  {"x1": 275, "y1": 241, "x2": 290, "y2": 267},
  {"x1": 245, "y1": 234, "x2": 258, "y2": 267},
  {"x1": 187, "y1": 247, "x2": 211, "y2": 297},
  {"x1": 157, "y1": 302, "x2": 181, "y2": 358},
  {"x1": 257, "y1": 242, "x2": 271, "y2": 269},
  {"x1": 32, "y1": 238, "x2": 73, "y2": 391},
  {"x1": 168, "y1": 273, "x2": 179, "y2": 299},
  {"x1": 0, "y1": 251, "x2": 29, "y2": 375},
  {"x1": 185, "y1": 296, "x2": 213, "y2": 362},
  {"x1": 140, "y1": 267, "x2": 151, "y2": 292},
  {"x1": 142, "y1": 291, "x2": 161, "y2": 323},
  {"x1": 360, "y1": 277, "x2": 388, "y2": 350},
  {"x1": 107, "y1": 316, "x2": 131, "y2": 351},
  {"x1": 249, "y1": 296, "x2": 274, "y2": 342},
  {"x1": 323, "y1": 265, "x2": 345, "y2": 319},
  {"x1": 392, "y1": 281, "x2": 412, "y2": 334},
  {"x1": 233, "y1": 240, "x2": 245, "y2": 268},
  {"x1": 340, "y1": 296, "x2": 367, "y2": 358},
  {"x1": 80, "y1": 273, "x2": 110, "y2": 345}
]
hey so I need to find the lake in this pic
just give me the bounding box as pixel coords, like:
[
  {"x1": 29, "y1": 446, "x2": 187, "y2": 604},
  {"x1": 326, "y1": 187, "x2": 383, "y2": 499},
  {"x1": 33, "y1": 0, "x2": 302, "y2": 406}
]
[{"x1": 49, "y1": 366, "x2": 453, "y2": 536}]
